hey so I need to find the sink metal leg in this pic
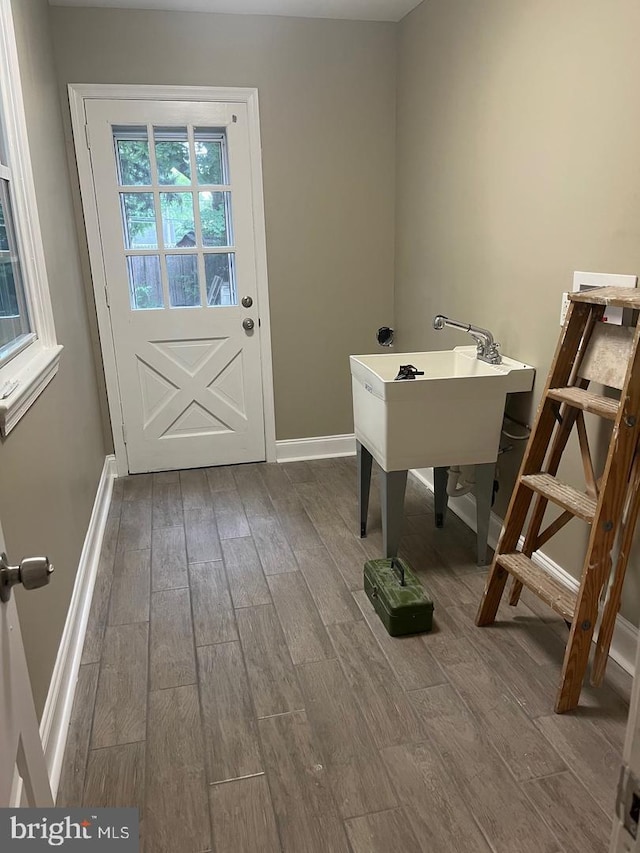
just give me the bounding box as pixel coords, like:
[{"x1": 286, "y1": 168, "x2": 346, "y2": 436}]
[
  {"x1": 434, "y1": 466, "x2": 449, "y2": 528},
  {"x1": 475, "y1": 462, "x2": 495, "y2": 566},
  {"x1": 381, "y1": 469, "x2": 408, "y2": 558},
  {"x1": 357, "y1": 441, "x2": 373, "y2": 538}
]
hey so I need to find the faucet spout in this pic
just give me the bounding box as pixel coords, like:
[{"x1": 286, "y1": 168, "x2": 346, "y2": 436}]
[
  {"x1": 433, "y1": 315, "x2": 448, "y2": 331},
  {"x1": 433, "y1": 315, "x2": 502, "y2": 364}
]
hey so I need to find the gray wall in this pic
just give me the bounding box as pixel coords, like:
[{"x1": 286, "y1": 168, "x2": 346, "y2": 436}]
[
  {"x1": 50, "y1": 6, "x2": 397, "y2": 441},
  {"x1": 1, "y1": 0, "x2": 106, "y2": 715},
  {"x1": 395, "y1": 0, "x2": 640, "y2": 622}
]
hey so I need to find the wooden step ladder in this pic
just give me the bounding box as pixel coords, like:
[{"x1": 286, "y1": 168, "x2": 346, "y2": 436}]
[{"x1": 476, "y1": 286, "x2": 640, "y2": 713}]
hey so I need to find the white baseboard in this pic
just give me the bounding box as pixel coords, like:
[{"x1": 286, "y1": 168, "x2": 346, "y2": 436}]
[
  {"x1": 275, "y1": 433, "x2": 356, "y2": 463},
  {"x1": 39, "y1": 454, "x2": 117, "y2": 800},
  {"x1": 411, "y1": 466, "x2": 638, "y2": 678}
]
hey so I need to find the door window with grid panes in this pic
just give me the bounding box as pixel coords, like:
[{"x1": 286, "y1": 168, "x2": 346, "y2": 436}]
[{"x1": 114, "y1": 126, "x2": 237, "y2": 312}]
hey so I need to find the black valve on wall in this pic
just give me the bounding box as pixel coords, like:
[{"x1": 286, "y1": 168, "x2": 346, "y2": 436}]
[{"x1": 377, "y1": 326, "x2": 394, "y2": 347}]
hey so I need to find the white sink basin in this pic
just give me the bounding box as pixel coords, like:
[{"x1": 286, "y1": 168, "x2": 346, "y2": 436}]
[{"x1": 350, "y1": 346, "x2": 535, "y2": 471}]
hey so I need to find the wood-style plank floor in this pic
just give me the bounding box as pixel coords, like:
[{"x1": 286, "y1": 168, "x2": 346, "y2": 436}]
[{"x1": 57, "y1": 457, "x2": 630, "y2": 852}]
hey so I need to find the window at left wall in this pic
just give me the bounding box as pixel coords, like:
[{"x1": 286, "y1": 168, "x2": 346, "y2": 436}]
[
  {"x1": 0, "y1": 0, "x2": 62, "y2": 436},
  {"x1": 0, "y1": 132, "x2": 34, "y2": 365}
]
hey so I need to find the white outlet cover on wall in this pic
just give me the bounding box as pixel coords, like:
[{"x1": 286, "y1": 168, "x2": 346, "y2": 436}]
[{"x1": 572, "y1": 271, "x2": 637, "y2": 325}]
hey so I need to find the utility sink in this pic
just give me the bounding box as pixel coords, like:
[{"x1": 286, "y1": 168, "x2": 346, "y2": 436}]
[{"x1": 350, "y1": 346, "x2": 535, "y2": 472}]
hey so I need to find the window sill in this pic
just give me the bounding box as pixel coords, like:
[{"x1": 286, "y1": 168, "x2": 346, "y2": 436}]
[{"x1": 0, "y1": 343, "x2": 63, "y2": 436}]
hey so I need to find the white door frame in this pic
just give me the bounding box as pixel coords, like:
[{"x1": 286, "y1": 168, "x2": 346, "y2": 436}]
[
  {"x1": 69, "y1": 84, "x2": 276, "y2": 476},
  {"x1": 611, "y1": 637, "x2": 640, "y2": 851}
]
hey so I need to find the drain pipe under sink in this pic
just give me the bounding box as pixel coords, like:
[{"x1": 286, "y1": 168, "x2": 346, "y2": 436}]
[{"x1": 446, "y1": 465, "x2": 476, "y2": 498}]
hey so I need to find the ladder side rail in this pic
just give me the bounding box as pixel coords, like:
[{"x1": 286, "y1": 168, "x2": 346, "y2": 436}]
[
  {"x1": 476, "y1": 302, "x2": 593, "y2": 627},
  {"x1": 556, "y1": 321, "x2": 640, "y2": 712},
  {"x1": 592, "y1": 439, "x2": 640, "y2": 686},
  {"x1": 505, "y1": 303, "x2": 604, "y2": 609}
]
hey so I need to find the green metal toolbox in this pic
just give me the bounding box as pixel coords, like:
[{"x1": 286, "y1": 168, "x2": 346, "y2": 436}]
[{"x1": 364, "y1": 557, "x2": 434, "y2": 636}]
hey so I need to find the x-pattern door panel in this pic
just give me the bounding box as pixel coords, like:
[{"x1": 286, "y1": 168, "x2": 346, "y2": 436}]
[
  {"x1": 136, "y1": 335, "x2": 248, "y2": 438},
  {"x1": 86, "y1": 98, "x2": 265, "y2": 472}
]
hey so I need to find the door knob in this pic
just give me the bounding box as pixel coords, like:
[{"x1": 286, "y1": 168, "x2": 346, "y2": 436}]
[
  {"x1": 242, "y1": 318, "x2": 255, "y2": 331},
  {"x1": 0, "y1": 553, "x2": 54, "y2": 603},
  {"x1": 241, "y1": 296, "x2": 253, "y2": 308}
]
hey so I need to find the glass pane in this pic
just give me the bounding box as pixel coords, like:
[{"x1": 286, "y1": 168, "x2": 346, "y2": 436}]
[
  {"x1": 127, "y1": 255, "x2": 163, "y2": 310},
  {"x1": 0, "y1": 260, "x2": 28, "y2": 350},
  {"x1": 114, "y1": 129, "x2": 151, "y2": 185},
  {"x1": 195, "y1": 137, "x2": 223, "y2": 184},
  {"x1": 121, "y1": 193, "x2": 157, "y2": 249},
  {"x1": 199, "y1": 192, "x2": 232, "y2": 247},
  {"x1": 205, "y1": 253, "x2": 236, "y2": 306},
  {"x1": 0, "y1": 201, "x2": 8, "y2": 251},
  {"x1": 160, "y1": 192, "x2": 195, "y2": 248},
  {"x1": 0, "y1": 181, "x2": 31, "y2": 355},
  {"x1": 154, "y1": 128, "x2": 191, "y2": 185},
  {"x1": 167, "y1": 255, "x2": 200, "y2": 307}
]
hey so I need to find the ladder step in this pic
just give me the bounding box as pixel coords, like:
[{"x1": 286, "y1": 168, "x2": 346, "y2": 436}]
[
  {"x1": 570, "y1": 285, "x2": 640, "y2": 309},
  {"x1": 521, "y1": 473, "x2": 597, "y2": 522},
  {"x1": 547, "y1": 387, "x2": 620, "y2": 421},
  {"x1": 496, "y1": 552, "x2": 577, "y2": 621}
]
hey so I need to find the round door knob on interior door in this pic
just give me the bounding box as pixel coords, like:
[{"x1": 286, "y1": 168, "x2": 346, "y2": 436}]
[
  {"x1": 0, "y1": 553, "x2": 54, "y2": 602},
  {"x1": 20, "y1": 557, "x2": 54, "y2": 591},
  {"x1": 241, "y1": 296, "x2": 253, "y2": 308},
  {"x1": 242, "y1": 318, "x2": 255, "y2": 331}
]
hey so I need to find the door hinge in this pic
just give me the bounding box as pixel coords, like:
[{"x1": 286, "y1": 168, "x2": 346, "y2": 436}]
[
  {"x1": 122, "y1": 422, "x2": 127, "y2": 445},
  {"x1": 84, "y1": 123, "x2": 91, "y2": 149},
  {"x1": 104, "y1": 285, "x2": 110, "y2": 308}
]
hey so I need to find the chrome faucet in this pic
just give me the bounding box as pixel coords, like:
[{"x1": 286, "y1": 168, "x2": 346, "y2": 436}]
[{"x1": 433, "y1": 315, "x2": 502, "y2": 364}]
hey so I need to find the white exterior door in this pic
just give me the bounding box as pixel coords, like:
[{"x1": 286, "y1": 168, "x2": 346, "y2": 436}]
[
  {"x1": 84, "y1": 98, "x2": 268, "y2": 473},
  {"x1": 0, "y1": 521, "x2": 53, "y2": 807}
]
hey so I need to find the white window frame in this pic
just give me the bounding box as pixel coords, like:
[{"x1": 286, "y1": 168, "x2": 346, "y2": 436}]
[{"x1": 0, "y1": 0, "x2": 62, "y2": 436}]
